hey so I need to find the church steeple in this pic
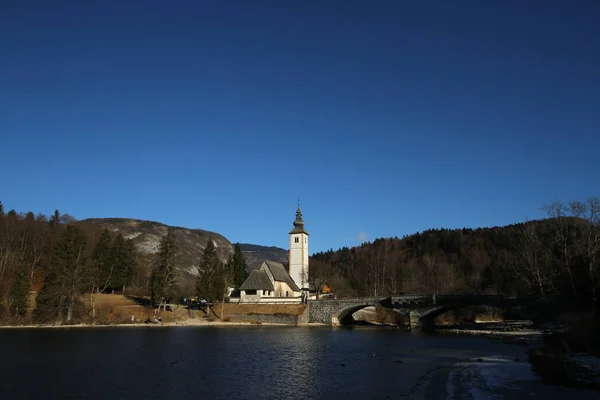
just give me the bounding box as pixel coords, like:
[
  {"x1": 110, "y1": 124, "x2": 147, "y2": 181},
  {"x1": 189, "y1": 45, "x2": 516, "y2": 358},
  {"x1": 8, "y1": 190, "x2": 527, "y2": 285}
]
[
  {"x1": 288, "y1": 204, "x2": 309, "y2": 291},
  {"x1": 290, "y1": 204, "x2": 309, "y2": 235}
]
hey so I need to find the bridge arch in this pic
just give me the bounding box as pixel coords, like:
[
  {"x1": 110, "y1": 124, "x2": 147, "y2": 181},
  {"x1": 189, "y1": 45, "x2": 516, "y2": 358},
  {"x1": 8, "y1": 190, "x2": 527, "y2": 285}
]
[
  {"x1": 332, "y1": 304, "x2": 377, "y2": 325},
  {"x1": 307, "y1": 295, "x2": 538, "y2": 328},
  {"x1": 413, "y1": 299, "x2": 531, "y2": 328}
]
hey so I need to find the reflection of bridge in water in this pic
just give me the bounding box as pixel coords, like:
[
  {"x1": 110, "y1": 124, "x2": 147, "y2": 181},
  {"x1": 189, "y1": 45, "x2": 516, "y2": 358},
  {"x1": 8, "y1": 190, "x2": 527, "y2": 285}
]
[{"x1": 307, "y1": 294, "x2": 539, "y2": 328}]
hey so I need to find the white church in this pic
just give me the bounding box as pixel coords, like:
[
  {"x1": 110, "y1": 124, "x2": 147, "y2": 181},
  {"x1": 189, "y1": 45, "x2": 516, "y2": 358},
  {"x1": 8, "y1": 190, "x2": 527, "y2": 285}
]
[{"x1": 238, "y1": 205, "x2": 310, "y2": 303}]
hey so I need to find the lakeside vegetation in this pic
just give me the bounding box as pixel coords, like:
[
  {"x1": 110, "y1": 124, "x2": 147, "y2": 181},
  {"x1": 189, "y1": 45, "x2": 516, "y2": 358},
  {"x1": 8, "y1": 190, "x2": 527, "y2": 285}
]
[
  {"x1": 311, "y1": 199, "x2": 599, "y2": 316},
  {"x1": 0, "y1": 197, "x2": 598, "y2": 336},
  {"x1": 0, "y1": 203, "x2": 246, "y2": 325}
]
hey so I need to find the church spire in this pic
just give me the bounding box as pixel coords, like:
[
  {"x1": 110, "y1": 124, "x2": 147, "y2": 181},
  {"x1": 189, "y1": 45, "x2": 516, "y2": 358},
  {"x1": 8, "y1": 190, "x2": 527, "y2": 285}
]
[
  {"x1": 294, "y1": 205, "x2": 304, "y2": 227},
  {"x1": 290, "y1": 203, "x2": 309, "y2": 235}
]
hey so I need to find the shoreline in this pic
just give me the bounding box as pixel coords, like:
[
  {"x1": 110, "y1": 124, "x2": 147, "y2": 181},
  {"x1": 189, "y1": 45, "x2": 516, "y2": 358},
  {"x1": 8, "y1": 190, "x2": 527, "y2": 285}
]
[{"x1": 0, "y1": 319, "x2": 328, "y2": 329}]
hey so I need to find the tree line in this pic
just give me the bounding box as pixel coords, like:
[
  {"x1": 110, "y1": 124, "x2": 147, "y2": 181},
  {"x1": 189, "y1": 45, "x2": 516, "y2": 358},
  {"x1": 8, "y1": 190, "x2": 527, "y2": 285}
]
[
  {"x1": 151, "y1": 229, "x2": 247, "y2": 309},
  {"x1": 0, "y1": 202, "x2": 247, "y2": 324},
  {"x1": 310, "y1": 198, "x2": 600, "y2": 312},
  {"x1": 3, "y1": 196, "x2": 596, "y2": 324}
]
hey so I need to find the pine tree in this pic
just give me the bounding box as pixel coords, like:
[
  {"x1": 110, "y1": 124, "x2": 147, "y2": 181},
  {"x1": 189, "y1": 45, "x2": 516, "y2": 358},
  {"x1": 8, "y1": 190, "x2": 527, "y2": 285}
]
[
  {"x1": 0, "y1": 201, "x2": 4, "y2": 216},
  {"x1": 9, "y1": 263, "x2": 30, "y2": 317},
  {"x1": 151, "y1": 229, "x2": 178, "y2": 310},
  {"x1": 111, "y1": 234, "x2": 137, "y2": 293},
  {"x1": 34, "y1": 225, "x2": 89, "y2": 323},
  {"x1": 49, "y1": 209, "x2": 61, "y2": 227},
  {"x1": 196, "y1": 239, "x2": 229, "y2": 303},
  {"x1": 231, "y1": 243, "x2": 247, "y2": 287},
  {"x1": 92, "y1": 229, "x2": 114, "y2": 292}
]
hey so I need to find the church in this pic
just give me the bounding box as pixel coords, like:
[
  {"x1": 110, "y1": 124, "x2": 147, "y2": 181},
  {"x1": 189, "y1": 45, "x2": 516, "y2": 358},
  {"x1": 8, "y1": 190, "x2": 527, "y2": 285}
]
[{"x1": 238, "y1": 206, "x2": 310, "y2": 303}]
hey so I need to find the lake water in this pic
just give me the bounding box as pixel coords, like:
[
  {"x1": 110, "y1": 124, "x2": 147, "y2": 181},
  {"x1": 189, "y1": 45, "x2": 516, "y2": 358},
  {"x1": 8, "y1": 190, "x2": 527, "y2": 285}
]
[{"x1": 1, "y1": 326, "x2": 598, "y2": 399}]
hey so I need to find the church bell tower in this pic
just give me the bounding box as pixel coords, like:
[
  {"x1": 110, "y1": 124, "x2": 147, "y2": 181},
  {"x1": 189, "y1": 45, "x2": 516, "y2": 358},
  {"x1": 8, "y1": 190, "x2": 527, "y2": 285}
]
[{"x1": 289, "y1": 204, "x2": 309, "y2": 292}]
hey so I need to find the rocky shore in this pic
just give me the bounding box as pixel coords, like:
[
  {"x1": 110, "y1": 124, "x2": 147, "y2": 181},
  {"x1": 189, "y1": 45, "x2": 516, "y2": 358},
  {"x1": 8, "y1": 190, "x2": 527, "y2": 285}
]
[{"x1": 434, "y1": 320, "x2": 600, "y2": 391}]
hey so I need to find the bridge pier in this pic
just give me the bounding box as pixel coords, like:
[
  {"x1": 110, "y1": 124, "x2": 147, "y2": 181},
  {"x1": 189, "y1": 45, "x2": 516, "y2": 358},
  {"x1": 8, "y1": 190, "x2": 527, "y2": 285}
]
[{"x1": 409, "y1": 311, "x2": 421, "y2": 329}]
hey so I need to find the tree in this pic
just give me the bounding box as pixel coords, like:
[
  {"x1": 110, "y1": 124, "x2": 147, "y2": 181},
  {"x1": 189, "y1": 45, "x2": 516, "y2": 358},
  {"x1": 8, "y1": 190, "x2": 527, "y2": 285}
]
[
  {"x1": 570, "y1": 198, "x2": 600, "y2": 306},
  {"x1": 230, "y1": 243, "x2": 247, "y2": 287},
  {"x1": 196, "y1": 239, "x2": 229, "y2": 303},
  {"x1": 543, "y1": 201, "x2": 577, "y2": 295},
  {"x1": 34, "y1": 225, "x2": 89, "y2": 323},
  {"x1": 9, "y1": 263, "x2": 29, "y2": 317},
  {"x1": 0, "y1": 210, "x2": 18, "y2": 282},
  {"x1": 111, "y1": 234, "x2": 137, "y2": 293},
  {"x1": 89, "y1": 229, "x2": 113, "y2": 318},
  {"x1": 49, "y1": 209, "x2": 61, "y2": 228},
  {"x1": 25, "y1": 213, "x2": 47, "y2": 287},
  {"x1": 510, "y1": 221, "x2": 557, "y2": 296},
  {"x1": 92, "y1": 229, "x2": 113, "y2": 288},
  {"x1": 151, "y1": 229, "x2": 178, "y2": 311}
]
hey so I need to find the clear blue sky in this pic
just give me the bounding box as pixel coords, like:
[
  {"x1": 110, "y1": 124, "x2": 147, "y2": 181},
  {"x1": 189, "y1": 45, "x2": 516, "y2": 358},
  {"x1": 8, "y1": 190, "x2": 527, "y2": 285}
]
[{"x1": 1, "y1": 0, "x2": 599, "y2": 253}]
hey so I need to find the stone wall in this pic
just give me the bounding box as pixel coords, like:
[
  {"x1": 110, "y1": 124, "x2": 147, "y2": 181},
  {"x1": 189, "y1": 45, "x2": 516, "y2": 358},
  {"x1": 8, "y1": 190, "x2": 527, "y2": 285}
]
[{"x1": 226, "y1": 313, "x2": 300, "y2": 325}]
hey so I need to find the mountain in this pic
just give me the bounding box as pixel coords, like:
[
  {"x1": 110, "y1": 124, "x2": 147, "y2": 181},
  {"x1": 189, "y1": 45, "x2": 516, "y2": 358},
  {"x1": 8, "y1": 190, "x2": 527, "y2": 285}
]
[
  {"x1": 78, "y1": 219, "x2": 289, "y2": 283},
  {"x1": 79, "y1": 218, "x2": 234, "y2": 276},
  {"x1": 238, "y1": 243, "x2": 288, "y2": 272}
]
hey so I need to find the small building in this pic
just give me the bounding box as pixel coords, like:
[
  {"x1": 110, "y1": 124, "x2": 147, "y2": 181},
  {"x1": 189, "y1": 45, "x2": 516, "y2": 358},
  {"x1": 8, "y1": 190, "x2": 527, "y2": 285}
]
[
  {"x1": 238, "y1": 206, "x2": 309, "y2": 303},
  {"x1": 239, "y1": 260, "x2": 301, "y2": 302}
]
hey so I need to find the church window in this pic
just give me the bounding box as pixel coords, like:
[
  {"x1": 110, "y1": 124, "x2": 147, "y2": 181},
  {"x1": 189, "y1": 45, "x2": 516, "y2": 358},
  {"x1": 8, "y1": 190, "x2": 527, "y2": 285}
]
[{"x1": 294, "y1": 237, "x2": 299, "y2": 243}]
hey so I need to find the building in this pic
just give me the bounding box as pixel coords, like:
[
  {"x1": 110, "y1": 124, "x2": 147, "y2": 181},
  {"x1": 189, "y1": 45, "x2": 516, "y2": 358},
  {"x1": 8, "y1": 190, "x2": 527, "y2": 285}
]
[
  {"x1": 238, "y1": 261, "x2": 301, "y2": 302},
  {"x1": 238, "y1": 205, "x2": 310, "y2": 303}
]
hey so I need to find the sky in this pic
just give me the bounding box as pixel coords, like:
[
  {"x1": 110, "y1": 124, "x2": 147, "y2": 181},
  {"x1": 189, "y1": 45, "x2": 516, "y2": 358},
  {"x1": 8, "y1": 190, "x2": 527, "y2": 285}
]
[{"x1": 1, "y1": 0, "x2": 599, "y2": 254}]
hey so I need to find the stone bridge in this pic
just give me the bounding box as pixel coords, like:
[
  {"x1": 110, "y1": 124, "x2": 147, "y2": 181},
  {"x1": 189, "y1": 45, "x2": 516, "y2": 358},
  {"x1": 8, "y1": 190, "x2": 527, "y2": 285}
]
[{"x1": 307, "y1": 294, "x2": 538, "y2": 328}]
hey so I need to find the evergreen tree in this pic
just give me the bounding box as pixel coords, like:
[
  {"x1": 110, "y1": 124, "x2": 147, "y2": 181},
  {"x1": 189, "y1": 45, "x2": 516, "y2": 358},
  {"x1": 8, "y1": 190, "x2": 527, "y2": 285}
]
[
  {"x1": 92, "y1": 229, "x2": 113, "y2": 292},
  {"x1": 9, "y1": 263, "x2": 30, "y2": 317},
  {"x1": 111, "y1": 234, "x2": 137, "y2": 293},
  {"x1": 151, "y1": 229, "x2": 178, "y2": 310},
  {"x1": 196, "y1": 239, "x2": 229, "y2": 303},
  {"x1": 0, "y1": 201, "x2": 4, "y2": 216},
  {"x1": 231, "y1": 243, "x2": 247, "y2": 287},
  {"x1": 34, "y1": 225, "x2": 89, "y2": 323},
  {"x1": 49, "y1": 209, "x2": 61, "y2": 227}
]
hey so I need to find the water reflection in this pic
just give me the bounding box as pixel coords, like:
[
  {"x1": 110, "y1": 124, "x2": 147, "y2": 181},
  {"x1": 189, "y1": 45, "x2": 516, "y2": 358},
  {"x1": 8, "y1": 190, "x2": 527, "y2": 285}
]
[{"x1": 0, "y1": 326, "x2": 598, "y2": 400}]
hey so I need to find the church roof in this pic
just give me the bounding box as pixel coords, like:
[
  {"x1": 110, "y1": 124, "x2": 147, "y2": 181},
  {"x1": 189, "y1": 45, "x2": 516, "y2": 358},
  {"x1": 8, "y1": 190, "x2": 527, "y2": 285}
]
[
  {"x1": 263, "y1": 260, "x2": 301, "y2": 292},
  {"x1": 289, "y1": 205, "x2": 309, "y2": 235},
  {"x1": 239, "y1": 270, "x2": 274, "y2": 291}
]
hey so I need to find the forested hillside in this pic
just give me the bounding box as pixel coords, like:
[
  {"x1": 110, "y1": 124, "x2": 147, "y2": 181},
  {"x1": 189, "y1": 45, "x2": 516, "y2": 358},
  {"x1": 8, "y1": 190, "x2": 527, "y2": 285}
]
[
  {"x1": 1, "y1": 198, "x2": 597, "y2": 325},
  {"x1": 0, "y1": 205, "x2": 238, "y2": 324},
  {"x1": 310, "y1": 199, "x2": 599, "y2": 312}
]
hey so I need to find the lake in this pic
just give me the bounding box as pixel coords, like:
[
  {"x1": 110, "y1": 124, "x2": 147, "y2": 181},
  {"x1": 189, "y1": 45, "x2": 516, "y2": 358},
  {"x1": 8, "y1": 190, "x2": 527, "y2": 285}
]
[{"x1": 1, "y1": 326, "x2": 598, "y2": 399}]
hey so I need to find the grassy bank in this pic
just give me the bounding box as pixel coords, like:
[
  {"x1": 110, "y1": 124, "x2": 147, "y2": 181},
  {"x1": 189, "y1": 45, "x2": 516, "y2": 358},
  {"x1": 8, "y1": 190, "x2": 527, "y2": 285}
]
[{"x1": 0, "y1": 295, "x2": 309, "y2": 328}]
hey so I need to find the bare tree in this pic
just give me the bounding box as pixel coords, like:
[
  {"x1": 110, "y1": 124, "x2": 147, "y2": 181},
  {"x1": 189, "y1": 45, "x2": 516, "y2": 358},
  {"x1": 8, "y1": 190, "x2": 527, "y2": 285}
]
[
  {"x1": 570, "y1": 197, "x2": 600, "y2": 305},
  {"x1": 543, "y1": 201, "x2": 577, "y2": 294},
  {"x1": 0, "y1": 213, "x2": 17, "y2": 282},
  {"x1": 510, "y1": 221, "x2": 557, "y2": 296}
]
